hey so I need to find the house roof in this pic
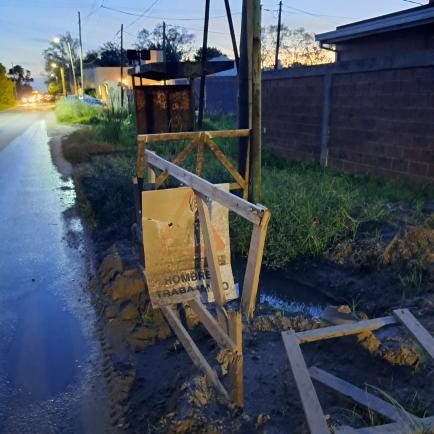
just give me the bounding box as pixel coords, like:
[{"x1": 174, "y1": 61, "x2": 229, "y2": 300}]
[
  {"x1": 316, "y1": 4, "x2": 434, "y2": 44},
  {"x1": 127, "y1": 60, "x2": 234, "y2": 81}
]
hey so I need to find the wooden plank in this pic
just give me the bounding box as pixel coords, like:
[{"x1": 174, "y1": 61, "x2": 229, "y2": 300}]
[
  {"x1": 241, "y1": 209, "x2": 271, "y2": 319},
  {"x1": 393, "y1": 309, "x2": 434, "y2": 360},
  {"x1": 189, "y1": 298, "x2": 235, "y2": 350},
  {"x1": 205, "y1": 135, "x2": 246, "y2": 189},
  {"x1": 161, "y1": 306, "x2": 229, "y2": 400},
  {"x1": 335, "y1": 416, "x2": 434, "y2": 434},
  {"x1": 137, "y1": 129, "x2": 250, "y2": 144},
  {"x1": 334, "y1": 427, "x2": 358, "y2": 434},
  {"x1": 309, "y1": 367, "x2": 413, "y2": 424},
  {"x1": 138, "y1": 131, "x2": 200, "y2": 143},
  {"x1": 195, "y1": 135, "x2": 204, "y2": 176},
  {"x1": 242, "y1": 135, "x2": 250, "y2": 200},
  {"x1": 296, "y1": 316, "x2": 397, "y2": 344},
  {"x1": 136, "y1": 138, "x2": 146, "y2": 178},
  {"x1": 196, "y1": 194, "x2": 228, "y2": 332},
  {"x1": 228, "y1": 310, "x2": 243, "y2": 408},
  {"x1": 206, "y1": 129, "x2": 250, "y2": 139},
  {"x1": 145, "y1": 150, "x2": 267, "y2": 225},
  {"x1": 282, "y1": 330, "x2": 330, "y2": 434},
  {"x1": 147, "y1": 168, "x2": 156, "y2": 184},
  {"x1": 155, "y1": 140, "x2": 196, "y2": 188}
]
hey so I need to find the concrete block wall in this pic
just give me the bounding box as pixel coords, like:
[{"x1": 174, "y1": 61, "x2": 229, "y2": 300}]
[
  {"x1": 328, "y1": 67, "x2": 434, "y2": 183},
  {"x1": 262, "y1": 75, "x2": 324, "y2": 162},
  {"x1": 261, "y1": 58, "x2": 434, "y2": 184}
]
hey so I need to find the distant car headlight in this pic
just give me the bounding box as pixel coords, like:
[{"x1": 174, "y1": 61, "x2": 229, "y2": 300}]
[{"x1": 22, "y1": 97, "x2": 28, "y2": 103}]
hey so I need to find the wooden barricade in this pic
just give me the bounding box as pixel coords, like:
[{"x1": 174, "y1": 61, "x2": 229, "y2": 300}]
[
  {"x1": 137, "y1": 144, "x2": 270, "y2": 407},
  {"x1": 281, "y1": 309, "x2": 434, "y2": 434}
]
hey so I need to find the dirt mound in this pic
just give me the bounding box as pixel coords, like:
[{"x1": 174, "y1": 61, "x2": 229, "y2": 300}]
[
  {"x1": 381, "y1": 226, "x2": 434, "y2": 268},
  {"x1": 252, "y1": 311, "x2": 317, "y2": 332}
]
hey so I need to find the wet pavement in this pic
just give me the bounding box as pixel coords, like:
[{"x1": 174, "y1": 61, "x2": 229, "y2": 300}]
[{"x1": 0, "y1": 110, "x2": 110, "y2": 433}]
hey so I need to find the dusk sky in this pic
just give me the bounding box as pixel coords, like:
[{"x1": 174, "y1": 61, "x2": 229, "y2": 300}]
[{"x1": 0, "y1": 0, "x2": 419, "y2": 90}]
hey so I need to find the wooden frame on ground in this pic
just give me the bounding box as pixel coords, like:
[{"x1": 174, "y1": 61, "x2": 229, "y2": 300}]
[{"x1": 281, "y1": 308, "x2": 434, "y2": 434}]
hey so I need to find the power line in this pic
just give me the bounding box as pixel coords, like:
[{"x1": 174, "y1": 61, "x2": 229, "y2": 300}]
[
  {"x1": 125, "y1": 0, "x2": 162, "y2": 29},
  {"x1": 101, "y1": 5, "x2": 240, "y2": 21},
  {"x1": 282, "y1": 3, "x2": 359, "y2": 20}
]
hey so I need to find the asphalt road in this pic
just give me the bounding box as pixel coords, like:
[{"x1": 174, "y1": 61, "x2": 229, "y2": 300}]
[{"x1": 0, "y1": 108, "x2": 110, "y2": 433}]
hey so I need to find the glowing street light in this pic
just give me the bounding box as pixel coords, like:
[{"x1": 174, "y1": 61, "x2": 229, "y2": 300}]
[{"x1": 50, "y1": 62, "x2": 66, "y2": 97}]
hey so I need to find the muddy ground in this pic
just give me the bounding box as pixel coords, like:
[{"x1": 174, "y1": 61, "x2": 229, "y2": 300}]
[{"x1": 55, "y1": 130, "x2": 434, "y2": 434}]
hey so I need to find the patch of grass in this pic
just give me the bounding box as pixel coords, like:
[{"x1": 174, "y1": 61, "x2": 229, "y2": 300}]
[
  {"x1": 399, "y1": 267, "x2": 425, "y2": 300},
  {"x1": 75, "y1": 153, "x2": 135, "y2": 239},
  {"x1": 0, "y1": 102, "x2": 15, "y2": 111},
  {"x1": 62, "y1": 128, "x2": 116, "y2": 164},
  {"x1": 55, "y1": 99, "x2": 102, "y2": 124},
  {"x1": 93, "y1": 107, "x2": 136, "y2": 148}
]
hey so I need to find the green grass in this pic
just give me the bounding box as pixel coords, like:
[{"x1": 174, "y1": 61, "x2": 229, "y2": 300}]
[
  {"x1": 0, "y1": 102, "x2": 15, "y2": 111},
  {"x1": 63, "y1": 112, "x2": 433, "y2": 270},
  {"x1": 55, "y1": 100, "x2": 102, "y2": 124},
  {"x1": 232, "y1": 161, "x2": 432, "y2": 269}
]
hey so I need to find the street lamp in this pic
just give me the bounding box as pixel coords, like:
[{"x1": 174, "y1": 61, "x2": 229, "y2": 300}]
[
  {"x1": 51, "y1": 62, "x2": 66, "y2": 97},
  {"x1": 53, "y1": 36, "x2": 78, "y2": 95}
]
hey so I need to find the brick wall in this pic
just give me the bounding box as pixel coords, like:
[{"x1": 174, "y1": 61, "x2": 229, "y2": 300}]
[
  {"x1": 328, "y1": 67, "x2": 434, "y2": 183},
  {"x1": 262, "y1": 74, "x2": 324, "y2": 162},
  {"x1": 261, "y1": 56, "x2": 434, "y2": 184}
]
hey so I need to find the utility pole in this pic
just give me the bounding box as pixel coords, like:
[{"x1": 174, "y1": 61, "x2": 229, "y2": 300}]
[
  {"x1": 66, "y1": 40, "x2": 78, "y2": 95},
  {"x1": 274, "y1": 1, "x2": 282, "y2": 70},
  {"x1": 60, "y1": 67, "x2": 66, "y2": 97},
  {"x1": 120, "y1": 23, "x2": 124, "y2": 108},
  {"x1": 163, "y1": 21, "x2": 171, "y2": 131},
  {"x1": 198, "y1": 0, "x2": 210, "y2": 129},
  {"x1": 238, "y1": 0, "x2": 249, "y2": 176},
  {"x1": 224, "y1": 0, "x2": 240, "y2": 72},
  {"x1": 78, "y1": 11, "x2": 84, "y2": 97},
  {"x1": 250, "y1": 0, "x2": 262, "y2": 202}
]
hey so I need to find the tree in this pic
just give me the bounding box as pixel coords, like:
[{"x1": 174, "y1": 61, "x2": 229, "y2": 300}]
[
  {"x1": 261, "y1": 25, "x2": 333, "y2": 69},
  {"x1": 43, "y1": 33, "x2": 79, "y2": 93},
  {"x1": 83, "y1": 42, "x2": 125, "y2": 67},
  {"x1": 135, "y1": 24, "x2": 195, "y2": 62},
  {"x1": 193, "y1": 46, "x2": 224, "y2": 62},
  {"x1": 47, "y1": 82, "x2": 60, "y2": 95},
  {"x1": 8, "y1": 65, "x2": 33, "y2": 97},
  {"x1": 0, "y1": 63, "x2": 15, "y2": 109}
]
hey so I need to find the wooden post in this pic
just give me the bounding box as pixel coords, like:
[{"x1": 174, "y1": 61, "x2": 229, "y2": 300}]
[
  {"x1": 250, "y1": 0, "x2": 262, "y2": 203},
  {"x1": 228, "y1": 310, "x2": 243, "y2": 407},
  {"x1": 241, "y1": 209, "x2": 270, "y2": 319},
  {"x1": 120, "y1": 23, "x2": 124, "y2": 108},
  {"x1": 198, "y1": 0, "x2": 210, "y2": 129},
  {"x1": 78, "y1": 11, "x2": 84, "y2": 97},
  {"x1": 274, "y1": 1, "x2": 282, "y2": 70},
  {"x1": 238, "y1": 0, "x2": 250, "y2": 178},
  {"x1": 196, "y1": 194, "x2": 228, "y2": 333},
  {"x1": 161, "y1": 306, "x2": 229, "y2": 400},
  {"x1": 224, "y1": 0, "x2": 240, "y2": 72},
  {"x1": 320, "y1": 72, "x2": 332, "y2": 166}
]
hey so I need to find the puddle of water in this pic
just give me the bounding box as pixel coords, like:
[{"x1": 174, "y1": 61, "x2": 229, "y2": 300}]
[
  {"x1": 4, "y1": 291, "x2": 88, "y2": 403},
  {"x1": 233, "y1": 261, "x2": 332, "y2": 318}
]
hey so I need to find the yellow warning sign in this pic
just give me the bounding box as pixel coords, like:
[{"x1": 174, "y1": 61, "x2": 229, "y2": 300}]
[{"x1": 142, "y1": 185, "x2": 236, "y2": 308}]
